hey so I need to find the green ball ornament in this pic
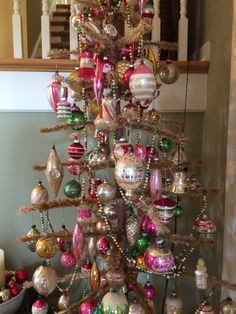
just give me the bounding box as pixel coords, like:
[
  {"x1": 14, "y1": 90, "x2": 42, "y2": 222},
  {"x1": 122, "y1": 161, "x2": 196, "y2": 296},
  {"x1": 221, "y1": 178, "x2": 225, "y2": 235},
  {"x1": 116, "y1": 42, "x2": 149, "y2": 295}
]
[
  {"x1": 64, "y1": 179, "x2": 81, "y2": 198},
  {"x1": 66, "y1": 107, "x2": 85, "y2": 130},
  {"x1": 131, "y1": 246, "x2": 139, "y2": 259},
  {"x1": 157, "y1": 138, "x2": 173, "y2": 153},
  {"x1": 174, "y1": 205, "x2": 183, "y2": 217},
  {"x1": 93, "y1": 305, "x2": 103, "y2": 314},
  {"x1": 135, "y1": 233, "x2": 152, "y2": 254}
]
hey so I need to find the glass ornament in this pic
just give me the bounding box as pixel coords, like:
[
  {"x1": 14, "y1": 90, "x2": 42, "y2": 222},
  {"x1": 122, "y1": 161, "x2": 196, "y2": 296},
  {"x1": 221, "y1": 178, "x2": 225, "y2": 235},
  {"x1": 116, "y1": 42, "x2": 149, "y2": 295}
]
[
  {"x1": 58, "y1": 293, "x2": 70, "y2": 310},
  {"x1": 113, "y1": 138, "x2": 133, "y2": 161},
  {"x1": 90, "y1": 261, "x2": 101, "y2": 290},
  {"x1": 94, "y1": 96, "x2": 118, "y2": 131},
  {"x1": 68, "y1": 140, "x2": 85, "y2": 160},
  {"x1": 115, "y1": 152, "x2": 146, "y2": 197},
  {"x1": 35, "y1": 238, "x2": 58, "y2": 259},
  {"x1": 96, "y1": 236, "x2": 111, "y2": 255},
  {"x1": 193, "y1": 214, "x2": 216, "y2": 239},
  {"x1": 32, "y1": 265, "x2": 58, "y2": 296},
  {"x1": 64, "y1": 179, "x2": 81, "y2": 198},
  {"x1": 220, "y1": 297, "x2": 236, "y2": 313},
  {"x1": 149, "y1": 165, "x2": 162, "y2": 201},
  {"x1": 66, "y1": 106, "x2": 86, "y2": 130},
  {"x1": 60, "y1": 252, "x2": 76, "y2": 268},
  {"x1": 102, "y1": 291, "x2": 129, "y2": 314},
  {"x1": 171, "y1": 146, "x2": 187, "y2": 166},
  {"x1": 195, "y1": 257, "x2": 208, "y2": 290},
  {"x1": 26, "y1": 225, "x2": 40, "y2": 252},
  {"x1": 57, "y1": 101, "x2": 71, "y2": 120},
  {"x1": 105, "y1": 269, "x2": 126, "y2": 290},
  {"x1": 103, "y1": 202, "x2": 117, "y2": 219},
  {"x1": 159, "y1": 59, "x2": 180, "y2": 84},
  {"x1": 117, "y1": 59, "x2": 130, "y2": 84},
  {"x1": 165, "y1": 291, "x2": 183, "y2": 314},
  {"x1": 143, "y1": 281, "x2": 155, "y2": 300},
  {"x1": 199, "y1": 304, "x2": 215, "y2": 314},
  {"x1": 174, "y1": 206, "x2": 183, "y2": 217},
  {"x1": 57, "y1": 225, "x2": 71, "y2": 252},
  {"x1": 157, "y1": 138, "x2": 173, "y2": 153},
  {"x1": 97, "y1": 179, "x2": 117, "y2": 203},
  {"x1": 154, "y1": 194, "x2": 176, "y2": 223},
  {"x1": 72, "y1": 222, "x2": 85, "y2": 264},
  {"x1": 144, "y1": 239, "x2": 174, "y2": 273},
  {"x1": 78, "y1": 51, "x2": 95, "y2": 79},
  {"x1": 123, "y1": 65, "x2": 134, "y2": 87},
  {"x1": 46, "y1": 71, "x2": 63, "y2": 112},
  {"x1": 32, "y1": 298, "x2": 49, "y2": 314},
  {"x1": 30, "y1": 181, "x2": 48, "y2": 208},
  {"x1": 129, "y1": 62, "x2": 156, "y2": 103},
  {"x1": 80, "y1": 298, "x2": 98, "y2": 314},
  {"x1": 135, "y1": 233, "x2": 152, "y2": 253},
  {"x1": 170, "y1": 171, "x2": 187, "y2": 194}
]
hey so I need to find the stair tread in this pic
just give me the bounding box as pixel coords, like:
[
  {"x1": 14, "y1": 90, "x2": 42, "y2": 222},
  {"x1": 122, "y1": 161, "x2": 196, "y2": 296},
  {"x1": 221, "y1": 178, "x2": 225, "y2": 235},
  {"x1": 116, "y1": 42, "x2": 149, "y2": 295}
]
[
  {"x1": 51, "y1": 20, "x2": 69, "y2": 26},
  {"x1": 56, "y1": 4, "x2": 70, "y2": 9},
  {"x1": 53, "y1": 11, "x2": 70, "y2": 17},
  {"x1": 51, "y1": 30, "x2": 69, "y2": 37},
  {"x1": 51, "y1": 42, "x2": 70, "y2": 49}
]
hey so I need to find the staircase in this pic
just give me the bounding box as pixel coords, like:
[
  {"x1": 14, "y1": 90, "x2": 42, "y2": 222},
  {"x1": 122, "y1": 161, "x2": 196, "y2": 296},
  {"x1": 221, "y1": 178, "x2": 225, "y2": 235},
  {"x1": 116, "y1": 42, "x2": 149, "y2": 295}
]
[{"x1": 50, "y1": 4, "x2": 70, "y2": 52}]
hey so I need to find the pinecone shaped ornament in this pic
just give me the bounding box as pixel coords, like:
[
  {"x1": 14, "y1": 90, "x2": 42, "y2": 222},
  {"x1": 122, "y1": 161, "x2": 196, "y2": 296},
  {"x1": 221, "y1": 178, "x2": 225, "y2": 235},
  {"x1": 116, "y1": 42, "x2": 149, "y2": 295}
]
[
  {"x1": 126, "y1": 214, "x2": 140, "y2": 247},
  {"x1": 45, "y1": 145, "x2": 64, "y2": 198}
]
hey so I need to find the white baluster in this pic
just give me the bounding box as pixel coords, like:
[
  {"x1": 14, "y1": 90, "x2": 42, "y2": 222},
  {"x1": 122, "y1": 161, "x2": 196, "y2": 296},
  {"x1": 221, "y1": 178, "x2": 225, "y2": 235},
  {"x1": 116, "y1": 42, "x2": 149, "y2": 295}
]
[
  {"x1": 12, "y1": 0, "x2": 23, "y2": 58},
  {"x1": 152, "y1": 0, "x2": 160, "y2": 42},
  {"x1": 70, "y1": 0, "x2": 78, "y2": 59},
  {"x1": 178, "y1": 0, "x2": 188, "y2": 60},
  {"x1": 41, "y1": 0, "x2": 50, "y2": 58}
]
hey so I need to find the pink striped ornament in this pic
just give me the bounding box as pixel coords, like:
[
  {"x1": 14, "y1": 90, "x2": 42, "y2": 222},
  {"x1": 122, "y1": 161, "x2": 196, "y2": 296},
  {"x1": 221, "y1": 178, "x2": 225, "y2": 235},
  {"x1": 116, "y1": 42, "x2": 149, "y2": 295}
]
[{"x1": 67, "y1": 141, "x2": 85, "y2": 160}]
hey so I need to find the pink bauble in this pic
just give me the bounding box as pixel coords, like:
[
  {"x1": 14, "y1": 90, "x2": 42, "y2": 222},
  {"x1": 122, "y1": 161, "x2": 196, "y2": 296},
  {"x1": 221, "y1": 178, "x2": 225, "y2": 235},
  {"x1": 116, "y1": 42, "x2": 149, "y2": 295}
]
[
  {"x1": 72, "y1": 223, "x2": 85, "y2": 264},
  {"x1": 57, "y1": 225, "x2": 71, "y2": 252},
  {"x1": 79, "y1": 51, "x2": 95, "y2": 79},
  {"x1": 79, "y1": 298, "x2": 98, "y2": 314},
  {"x1": 60, "y1": 252, "x2": 76, "y2": 268},
  {"x1": 149, "y1": 168, "x2": 162, "y2": 201},
  {"x1": 81, "y1": 260, "x2": 92, "y2": 275},
  {"x1": 146, "y1": 146, "x2": 158, "y2": 159},
  {"x1": 67, "y1": 158, "x2": 82, "y2": 175},
  {"x1": 140, "y1": 214, "x2": 158, "y2": 234},
  {"x1": 143, "y1": 281, "x2": 155, "y2": 300},
  {"x1": 32, "y1": 299, "x2": 49, "y2": 314},
  {"x1": 88, "y1": 178, "x2": 102, "y2": 200},
  {"x1": 123, "y1": 66, "x2": 134, "y2": 87},
  {"x1": 96, "y1": 236, "x2": 111, "y2": 254}
]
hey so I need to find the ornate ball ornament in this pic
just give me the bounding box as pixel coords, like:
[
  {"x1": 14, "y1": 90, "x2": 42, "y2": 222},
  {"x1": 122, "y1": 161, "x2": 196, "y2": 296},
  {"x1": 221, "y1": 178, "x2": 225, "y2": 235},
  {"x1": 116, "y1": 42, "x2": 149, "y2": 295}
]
[
  {"x1": 193, "y1": 214, "x2": 216, "y2": 239},
  {"x1": 113, "y1": 138, "x2": 133, "y2": 161},
  {"x1": 140, "y1": 214, "x2": 158, "y2": 235},
  {"x1": 67, "y1": 140, "x2": 85, "y2": 160},
  {"x1": 102, "y1": 291, "x2": 129, "y2": 314},
  {"x1": 35, "y1": 238, "x2": 58, "y2": 259},
  {"x1": 0, "y1": 289, "x2": 10, "y2": 303},
  {"x1": 32, "y1": 265, "x2": 58, "y2": 296},
  {"x1": 80, "y1": 298, "x2": 98, "y2": 314},
  {"x1": 105, "y1": 269, "x2": 126, "y2": 289},
  {"x1": 115, "y1": 152, "x2": 146, "y2": 197},
  {"x1": 104, "y1": 202, "x2": 117, "y2": 219},
  {"x1": 32, "y1": 298, "x2": 49, "y2": 314},
  {"x1": 67, "y1": 158, "x2": 82, "y2": 176},
  {"x1": 64, "y1": 179, "x2": 81, "y2": 198},
  {"x1": 77, "y1": 200, "x2": 93, "y2": 226},
  {"x1": 129, "y1": 301, "x2": 145, "y2": 314},
  {"x1": 46, "y1": 72, "x2": 64, "y2": 112},
  {"x1": 144, "y1": 239, "x2": 174, "y2": 273},
  {"x1": 135, "y1": 233, "x2": 152, "y2": 254},
  {"x1": 88, "y1": 148, "x2": 108, "y2": 168},
  {"x1": 57, "y1": 225, "x2": 71, "y2": 252},
  {"x1": 26, "y1": 225, "x2": 40, "y2": 252},
  {"x1": 199, "y1": 304, "x2": 215, "y2": 314},
  {"x1": 165, "y1": 291, "x2": 183, "y2": 314},
  {"x1": 126, "y1": 214, "x2": 140, "y2": 247},
  {"x1": 157, "y1": 138, "x2": 173, "y2": 153},
  {"x1": 220, "y1": 297, "x2": 236, "y2": 313},
  {"x1": 60, "y1": 252, "x2": 76, "y2": 268},
  {"x1": 143, "y1": 281, "x2": 155, "y2": 300},
  {"x1": 134, "y1": 144, "x2": 147, "y2": 159},
  {"x1": 30, "y1": 181, "x2": 48, "y2": 208},
  {"x1": 97, "y1": 180, "x2": 117, "y2": 202},
  {"x1": 135, "y1": 255, "x2": 145, "y2": 268},
  {"x1": 129, "y1": 62, "x2": 156, "y2": 103},
  {"x1": 117, "y1": 59, "x2": 130, "y2": 84},
  {"x1": 154, "y1": 194, "x2": 176, "y2": 224},
  {"x1": 58, "y1": 293, "x2": 70, "y2": 310},
  {"x1": 96, "y1": 236, "x2": 111, "y2": 255},
  {"x1": 159, "y1": 59, "x2": 180, "y2": 84}
]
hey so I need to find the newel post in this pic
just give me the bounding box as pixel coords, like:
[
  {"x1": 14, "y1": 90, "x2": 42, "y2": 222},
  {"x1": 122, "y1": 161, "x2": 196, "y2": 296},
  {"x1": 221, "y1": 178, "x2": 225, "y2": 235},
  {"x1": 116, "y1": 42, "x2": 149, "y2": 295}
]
[
  {"x1": 70, "y1": 0, "x2": 78, "y2": 59},
  {"x1": 12, "y1": 0, "x2": 23, "y2": 58},
  {"x1": 178, "y1": 0, "x2": 188, "y2": 60},
  {"x1": 41, "y1": 0, "x2": 51, "y2": 59}
]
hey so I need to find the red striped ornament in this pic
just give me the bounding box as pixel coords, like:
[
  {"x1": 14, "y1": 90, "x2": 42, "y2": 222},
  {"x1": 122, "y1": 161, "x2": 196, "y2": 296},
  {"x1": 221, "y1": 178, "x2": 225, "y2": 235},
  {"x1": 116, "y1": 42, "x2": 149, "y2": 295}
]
[
  {"x1": 129, "y1": 62, "x2": 156, "y2": 103},
  {"x1": 68, "y1": 141, "x2": 85, "y2": 160}
]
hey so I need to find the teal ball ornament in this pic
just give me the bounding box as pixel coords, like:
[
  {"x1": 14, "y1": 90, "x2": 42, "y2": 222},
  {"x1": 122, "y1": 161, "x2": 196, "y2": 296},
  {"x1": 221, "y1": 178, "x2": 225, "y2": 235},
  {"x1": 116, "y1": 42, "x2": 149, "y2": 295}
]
[{"x1": 64, "y1": 179, "x2": 81, "y2": 198}]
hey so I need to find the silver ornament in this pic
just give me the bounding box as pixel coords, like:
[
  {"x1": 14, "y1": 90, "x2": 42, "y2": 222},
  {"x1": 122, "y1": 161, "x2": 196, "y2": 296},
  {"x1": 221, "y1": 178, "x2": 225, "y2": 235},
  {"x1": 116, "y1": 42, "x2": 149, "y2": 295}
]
[
  {"x1": 104, "y1": 202, "x2": 117, "y2": 219},
  {"x1": 58, "y1": 293, "x2": 70, "y2": 310},
  {"x1": 88, "y1": 236, "x2": 98, "y2": 259},
  {"x1": 126, "y1": 215, "x2": 140, "y2": 247},
  {"x1": 32, "y1": 265, "x2": 58, "y2": 296},
  {"x1": 220, "y1": 297, "x2": 236, "y2": 313},
  {"x1": 97, "y1": 180, "x2": 117, "y2": 203}
]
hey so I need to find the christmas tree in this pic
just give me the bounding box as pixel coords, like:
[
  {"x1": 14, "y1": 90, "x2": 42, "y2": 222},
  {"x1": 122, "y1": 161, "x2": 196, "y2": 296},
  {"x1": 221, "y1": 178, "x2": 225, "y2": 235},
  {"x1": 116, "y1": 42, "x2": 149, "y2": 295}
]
[{"x1": 15, "y1": 1, "x2": 236, "y2": 313}]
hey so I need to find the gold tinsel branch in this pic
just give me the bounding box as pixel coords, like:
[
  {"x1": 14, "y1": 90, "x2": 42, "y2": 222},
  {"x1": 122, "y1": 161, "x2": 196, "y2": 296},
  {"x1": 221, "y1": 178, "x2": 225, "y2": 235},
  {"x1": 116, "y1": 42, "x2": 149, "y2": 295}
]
[
  {"x1": 121, "y1": 19, "x2": 152, "y2": 45},
  {"x1": 40, "y1": 121, "x2": 94, "y2": 133}
]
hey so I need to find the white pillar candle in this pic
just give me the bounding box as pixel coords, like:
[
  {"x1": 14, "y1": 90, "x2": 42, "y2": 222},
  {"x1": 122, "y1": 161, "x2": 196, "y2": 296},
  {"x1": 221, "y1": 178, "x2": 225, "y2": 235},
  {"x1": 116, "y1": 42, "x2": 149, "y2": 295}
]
[{"x1": 0, "y1": 249, "x2": 5, "y2": 288}]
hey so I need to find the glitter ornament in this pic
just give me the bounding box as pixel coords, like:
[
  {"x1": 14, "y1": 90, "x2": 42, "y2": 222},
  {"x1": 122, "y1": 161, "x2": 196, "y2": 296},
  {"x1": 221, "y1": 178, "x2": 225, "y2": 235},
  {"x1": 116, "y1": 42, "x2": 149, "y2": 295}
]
[
  {"x1": 129, "y1": 62, "x2": 156, "y2": 103},
  {"x1": 220, "y1": 297, "x2": 236, "y2": 313},
  {"x1": 165, "y1": 291, "x2": 183, "y2": 314},
  {"x1": 144, "y1": 239, "x2": 174, "y2": 273},
  {"x1": 67, "y1": 140, "x2": 85, "y2": 159},
  {"x1": 80, "y1": 298, "x2": 98, "y2": 314},
  {"x1": 32, "y1": 298, "x2": 49, "y2": 314},
  {"x1": 96, "y1": 236, "x2": 111, "y2": 255},
  {"x1": 97, "y1": 179, "x2": 117, "y2": 203},
  {"x1": 30, "y1": 181, "x2": 48, "y2": 209},
  {"x1": 193, "y1": 214, "x2": 216, "y2": 239},
  {"x1": 32, "y1": 265, "x2": 58, "y2": 296},
  {"x1": 143, "y1": 281, "x2": 155, "y2": 300},
  {"x1": 115, "y1": 152, "x2": 146, "y2": 197},
  {"x1": 60, "y1": 251, "x2": 76, "y2": 268},
  {"x1": 58, "y1": 293, "x2": 70, "y2": 310},
  {"x1": 102, "y1": 291, "x2": 129, "y2": 314},
  {"x1": 159, "y1": 59, "x2": 179, "y2": 84}
]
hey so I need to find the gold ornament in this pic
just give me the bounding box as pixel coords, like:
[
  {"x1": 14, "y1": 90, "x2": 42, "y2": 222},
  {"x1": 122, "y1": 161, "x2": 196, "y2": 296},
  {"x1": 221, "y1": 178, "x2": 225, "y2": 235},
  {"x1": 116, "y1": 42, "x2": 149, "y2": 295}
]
[
  {"x1": 146, "y1": 47, "x2": 158, "y2": 72},
  {"x1": 58, "y1": 293, "x2": 70, "y2": 310},
  {"x1": 88, "y1": 99, "x2": 100, "y2": 120},
  {"x1": 35, "y1": 238, "x2": 58, "y2": 259},
  {"x1": 129, "y1": 301, "x2": 145, "y2": 314},
  {"x1": 170, "y1": 171, "x2": 187, "y2": 194},
  {"x1": 96, "y1": 220, "x2": 111, "y2": 234},
  {"x1": 26, "y1": 225, "x2": 40, "y2": 252},
  {"x1": 136, "y1": 255, "x2": 145, "y2": 267},
  {"x1": 32, "y1": 265, "x2": 58, "y2": 296},
  {"x1": 116, "y1": 59, "x2": 130, "y2": 84},
  {"x1": 90, "y1": 260, "x2": 100, "y2": 290},
  {"x1": 31, "y1": 181, "x2": 49, "y2": 209},
  {"x1": 170, "y1": 146, "x2": 187, "y2": 166},
  {"x1": 45, "y1": 145, "x2": 64, "y2": 198},
  {"x1": 143, "y1": 109, "x2": 160, "y2": 124}
]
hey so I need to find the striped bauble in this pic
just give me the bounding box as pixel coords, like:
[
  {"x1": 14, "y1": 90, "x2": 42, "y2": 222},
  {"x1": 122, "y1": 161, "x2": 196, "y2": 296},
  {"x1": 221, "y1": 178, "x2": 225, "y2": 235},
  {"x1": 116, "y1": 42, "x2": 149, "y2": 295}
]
[
  {"x1": 67, "y1": 141, "x2": 85, "y2": 159},
  {"x1": 129, "y1": 62, "x2": 156, "y2": 103}
]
